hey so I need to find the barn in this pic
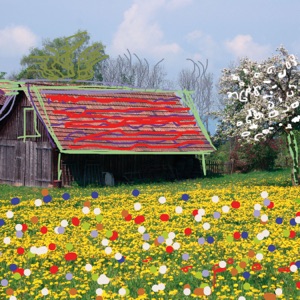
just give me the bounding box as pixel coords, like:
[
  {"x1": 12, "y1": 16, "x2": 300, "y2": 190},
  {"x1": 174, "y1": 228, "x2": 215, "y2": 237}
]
[{"x1": 0, "y1": 80, "x2": 215, "y2": 187}]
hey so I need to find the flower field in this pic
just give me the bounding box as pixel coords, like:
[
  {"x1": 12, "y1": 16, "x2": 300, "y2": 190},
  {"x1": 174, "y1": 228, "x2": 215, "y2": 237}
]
[{"x1": 0, "y1": 170, "x2": 300, "y2": 299}]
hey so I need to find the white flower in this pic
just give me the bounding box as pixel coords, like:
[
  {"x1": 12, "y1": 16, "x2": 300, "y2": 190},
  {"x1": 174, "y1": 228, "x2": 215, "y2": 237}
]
[
  {"x1": 85, "y1": 264, "x2": 92, "y2": 272},
  {"x1": 6, "y1": 211, "x2": 14, "y2": 219},
  {"x1": 82, "y1": 207, "x2": 90, "y2": 214},
  {"x1": 134, "y1": 202, "x2": 141, "y2": 211},
  {"x1": 212, "y1": 196, "x2": 219, "y2": 203},
  {"x1": 41, "y1": 288, "x2": 49, "y2": 296},
  {"x1": 35, "y1": 199, "x2": 42, "y2": 207},
  {"x1": 159, "y1": 265, "x2": 167, "y2": 274},
  {"x1": 93, "y1": 208, "x2": 101, "y2": 215},
  {"x1": 158, "y1": 196, "x2": 166, "y2": 204},
  {"x1": 175, "y1": 206, "x2": 182, "y2": 214},
  {"x1": 183, "y1": 288, "x2": 191, "y2": 295}
]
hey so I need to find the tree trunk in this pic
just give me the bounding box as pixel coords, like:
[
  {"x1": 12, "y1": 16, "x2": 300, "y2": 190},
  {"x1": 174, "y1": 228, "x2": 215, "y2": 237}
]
[{"x1": 286, "y1": 130, "x2": 299, "y2": 186}]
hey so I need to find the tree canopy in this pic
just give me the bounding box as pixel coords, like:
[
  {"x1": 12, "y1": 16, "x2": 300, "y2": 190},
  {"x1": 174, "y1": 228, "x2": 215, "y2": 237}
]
[
  {"x1": 15, "y1": 31, "x2": 108, "y2": 81},
  {"x1": 216, "y1": 46, "x2": 300, "y2": 185}
]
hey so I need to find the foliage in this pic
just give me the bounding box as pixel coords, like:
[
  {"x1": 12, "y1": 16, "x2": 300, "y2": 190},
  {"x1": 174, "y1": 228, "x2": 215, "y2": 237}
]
[
  {"x1": 0, "y1": 72, "x2": 6, "y2": 79},
  {"x1": 15, "y1": 30, "x2": 108, "y2": 81},
  {"x1": 216, "y1": 46, "x2": 300, "y2": 185},
  {"x1": 230, "y1": 137, "x2": 282, "y2": 172},
  {"x1": 210, "y1": 137, "x2": 282, "y2": 171},
  {"x1": 207, "y1": 140, "x2": 231, "y2": 163},
  {"x1": 275, "y1": 130, "x2": 300, "y2": 166},
  {"x1": 217, "y1": 47, "x2": 300, "y2": 141}
]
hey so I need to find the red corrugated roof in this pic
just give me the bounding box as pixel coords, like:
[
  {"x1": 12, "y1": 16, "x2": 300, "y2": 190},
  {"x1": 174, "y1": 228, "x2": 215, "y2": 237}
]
[{"x1": 26, "y1": 85, "x2": 215, "y2": 153}]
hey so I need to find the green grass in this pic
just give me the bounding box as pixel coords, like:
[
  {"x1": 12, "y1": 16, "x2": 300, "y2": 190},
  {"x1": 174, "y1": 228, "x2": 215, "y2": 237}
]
[{"x1": 0, "y1": 168, "x2": 293, "y2": 202}]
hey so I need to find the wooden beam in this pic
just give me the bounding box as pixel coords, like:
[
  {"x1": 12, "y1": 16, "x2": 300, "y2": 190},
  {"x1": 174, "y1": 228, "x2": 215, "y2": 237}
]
[{"x1": 202, "y1": 154, "x2": 206, "y2": 176}]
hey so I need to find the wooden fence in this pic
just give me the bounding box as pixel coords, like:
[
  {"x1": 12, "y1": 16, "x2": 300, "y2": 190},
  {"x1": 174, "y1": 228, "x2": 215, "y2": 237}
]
[
  {"x1": 205, "y1": 160, "x2": 235, "y2": 175},
  {"x1": 205, "y1": 157, "x2": 298, "y2": 175}
]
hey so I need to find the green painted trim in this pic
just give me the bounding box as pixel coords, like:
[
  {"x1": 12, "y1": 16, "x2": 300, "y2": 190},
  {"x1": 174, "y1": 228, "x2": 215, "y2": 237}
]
[
  {"x1": 178, "y1": 89, "x2": 216, "y2": 151},
  {"x1": 60, "y1": 149, "x2": 214, "y2": 155},
  {"x1": 30, "y1": 86, "x2": 63, "y2": 153},
  {"x1": 58, "y1": 152, "x2": 62, "y2": 181},
  {"x1": 17, "y1": 107, "x2": 41, "y2": 141},
  {"x1": 202, "y1": 154, "x2": 206, "y2": 176}
]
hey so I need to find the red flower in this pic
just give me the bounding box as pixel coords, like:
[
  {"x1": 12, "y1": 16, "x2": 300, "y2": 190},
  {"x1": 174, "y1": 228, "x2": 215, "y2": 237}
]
[
  {"x1": 231, "y1": 201, "x2": 240, "y2": 209},
  {"x1": 160, "y1": 214, "x2": 170, "y2": 222},
  {"x1": 166, "y1": 246, "x2": 174, "y2": 253},
  {"x1": 278, "y1": 266, "x2": 290, "y2": 273},
  {"x1": 233, "y1": 232, "x2": 241, "y2": 239},
  {"x1": 22, "y1": 224, "x2": 28, "y2": 232},
  {"x1": 289, "y1": 231, "x2": 296, "y2": 238},
  {"x1": 13, "y1": 268, "x2": 24, "y2": 276},
  {"x1": 252, "y1": 263, "x2": 262, "y2": 271},
  {"x1": 110, "y1": 231, "x2": 118, "y2": 241},
  {"x1": 50, "y1": 265, "x2": 59, "y2": 274},
  {"x1": 227, "y1": 258, "x2": 234, "y2": 264},
  {"x1": 40, "y1": 226, "x2": 48, "y2": 234},
  {"x1": 48, "y1": 243, "x2": 56, "y2": 251},
  {"x1": 71, "y1": 217, "x2": 80, "y2": 226},
  {"x1": 65, "y1": 252, "x2": 77, "y2": 261},
  {"x1": 181, "y1": 266, "x2": 193, "y2": 273},
  {"x1": 142, "y1": 257, "x2": 152, "y2": 263},
  {"x1": 134, "y1": 215, "x2": 145, "y2": 224},
  {"x1": 192, "y1": 209, "x2": 198, "y2": 216},
  {"x1": 184, "y1": 228, "x2": 192, "y2": 235},
  {"x1": 17, "y1": 247, "x2": 25, "y2": 255},
  {"x1": 124, "y1": 214, "x2": 132, "y2": 221}
]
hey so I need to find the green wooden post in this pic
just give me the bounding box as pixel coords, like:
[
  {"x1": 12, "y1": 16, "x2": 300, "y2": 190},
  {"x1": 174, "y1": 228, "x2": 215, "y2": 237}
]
[
  {"x1": 58, "y1": 152, "x2": 62, "y2": 181},
  {"x1": 202, "y1": 154, "x2": 206, "y2": 176}
]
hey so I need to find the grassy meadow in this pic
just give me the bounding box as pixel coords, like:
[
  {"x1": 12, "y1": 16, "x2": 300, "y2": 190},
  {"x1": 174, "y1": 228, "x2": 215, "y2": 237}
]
[{"x1": 0, "y1": 169, "x2": 300, "y2": 299}]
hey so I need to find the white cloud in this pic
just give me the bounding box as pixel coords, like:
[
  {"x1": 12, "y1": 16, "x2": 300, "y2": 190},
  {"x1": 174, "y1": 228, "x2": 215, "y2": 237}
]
[
  {"x1": 186, "y1": 30, "x2": 204, "y2": 42},
  {"x1": 111, "y1": 0, "x2": 181, "y2": 58},
  {"x1": 185, "y1": 30, "x2": 218, "y2": 66},
  {"x1": 0, "y1": 26, "x2": 38, "y2": 57},
  {"x1": 225, "y1": 34, "x2": 271, "y2": 61}
]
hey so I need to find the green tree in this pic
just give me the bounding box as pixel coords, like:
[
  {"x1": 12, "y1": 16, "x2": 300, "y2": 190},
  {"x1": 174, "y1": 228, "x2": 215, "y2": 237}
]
[
  {"x1": 15, "y1": 30, "x2": 108, "y2": 81},
  {"x1": 0, "y1": 72, "x2": 6, "y2": 79},
  {"x1": 216, "y1": 47, "x2": 300, "y2": 185}
]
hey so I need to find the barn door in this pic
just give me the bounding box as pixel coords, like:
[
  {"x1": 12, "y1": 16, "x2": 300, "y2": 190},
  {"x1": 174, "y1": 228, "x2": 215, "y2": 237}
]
[
  {"x1": 23, "y1": 141, "x2": 52, "y2": 187},
  {"x1": 0, "y1": 140, "x2": 16, "y2": 184},
  {"x1": 35, "y1": 143, "x2": 52, "y2": 187}
]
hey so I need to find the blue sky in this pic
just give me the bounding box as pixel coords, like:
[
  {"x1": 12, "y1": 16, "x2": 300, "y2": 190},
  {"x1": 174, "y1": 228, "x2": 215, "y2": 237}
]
[{"x1": 1, "y1": 0, "x2": 300, "y2": 132}]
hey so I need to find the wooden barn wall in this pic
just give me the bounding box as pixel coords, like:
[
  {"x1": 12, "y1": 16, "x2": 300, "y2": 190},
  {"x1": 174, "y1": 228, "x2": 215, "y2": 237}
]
[
  {"x1": 0, "y1": 92, "x2": 55, "y2": 187},
  {"x1": 0, "y1": 92, "x2": 50, "y2": 142},
  {"x1": 0, "y1": 140, "x2": 53, "y2": 187}
]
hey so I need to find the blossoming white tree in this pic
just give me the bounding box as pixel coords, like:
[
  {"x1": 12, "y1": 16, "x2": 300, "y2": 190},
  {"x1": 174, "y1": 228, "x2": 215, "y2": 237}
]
[{"x1": 217, "y1": 47, "x2": 300, "y2": 185}]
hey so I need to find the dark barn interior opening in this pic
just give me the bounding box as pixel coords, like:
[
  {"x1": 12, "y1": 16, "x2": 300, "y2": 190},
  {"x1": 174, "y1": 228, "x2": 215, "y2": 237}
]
[{"x1": 61, "y1": 154, "x2": 203, "y2": 186}]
